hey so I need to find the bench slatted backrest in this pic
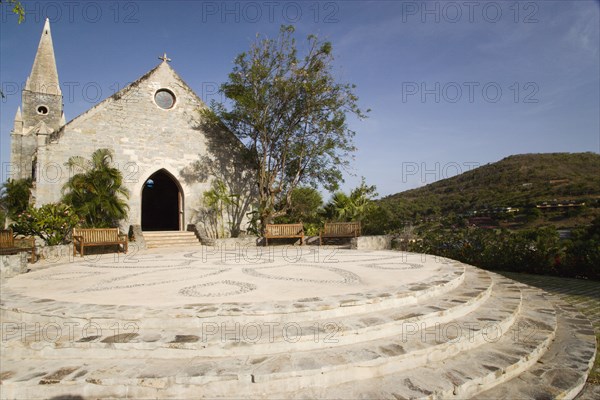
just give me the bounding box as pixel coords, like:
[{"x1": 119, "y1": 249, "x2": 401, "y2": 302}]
[
  {"x1": 0, "y1": 229, "x2": 14, "y2": 247},
  {"x1": 74, "y1": 228, "x2": 119, "y2": 243},
  {"x1": 266, "y1": 224, "x2": 303, "y2": 236},
  {"x1": 324, "y1": 222, "x2": 361, "y2": 236}
]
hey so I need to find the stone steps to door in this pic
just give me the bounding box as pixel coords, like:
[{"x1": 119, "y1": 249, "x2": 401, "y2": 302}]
[{"x1": 142, "y1": 231, "x2": 200, "y2": 248}]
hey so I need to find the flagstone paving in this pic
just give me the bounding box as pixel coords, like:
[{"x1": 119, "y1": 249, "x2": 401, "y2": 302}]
[
  {"x1": 500, "y1": 272, "x2": 600, "y2": 399},
  {"x1": 0, "y1": 248, "x2": 596, "y2": 399}
]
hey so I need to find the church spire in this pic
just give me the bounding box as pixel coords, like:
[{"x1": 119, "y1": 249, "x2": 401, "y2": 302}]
[
  {"x1": 13, "y1": 107, "x2": 23, "y2": 134},
  {"x1": 25, "y1": 18, "x2": 61, "y2": 96}
]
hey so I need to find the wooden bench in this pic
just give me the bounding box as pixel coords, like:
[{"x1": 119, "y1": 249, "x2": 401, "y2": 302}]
[
  {"x1": 0, "y1": 229, "x2": 36, "y2": 262},
  {"x1": 264, "y1": 223, "x2": 304, "y2": 245},
  {"x1": 320, "y1": 222, "x2": 361, "y2": 245},
  {"x1": 73, "y1": 228, "x2": 128, "y2": 257}
]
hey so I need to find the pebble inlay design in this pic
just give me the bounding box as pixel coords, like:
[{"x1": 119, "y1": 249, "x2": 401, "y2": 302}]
[
  {"x1": 179, "y1": 280, "x2": 258, "y2": 297},
  {"x1": 242, "y1": 264, "x2": 362, "y2": 285},
  {"x1": 2, "y1": 250, "x2": 461, "y2": 306}
]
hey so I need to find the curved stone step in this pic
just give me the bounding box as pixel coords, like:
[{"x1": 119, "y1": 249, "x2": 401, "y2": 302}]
[
  {"x1": 1, "y1": 266, "x2": 492, "y2": 358},
  {"x1": 280, "y1": 280, "x2": 559, "y2": 399},
  {"x1": 475, "y1": 296, "x2": 597, "y2": 400},
  {"x1": 1, "y1": 252, "x2": 595, "y2": 400},
  {"x1": 0, "y1": 274, "x2": 522, "y2": 398}
]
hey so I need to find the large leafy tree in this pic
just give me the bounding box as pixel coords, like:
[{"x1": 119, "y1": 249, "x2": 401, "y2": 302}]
[
  {"x1": 62, "y1": 148, "x2": 129, "y2": 228},
  {"x1": 287, "y1": 187, "x2": 323, "y2": 223},
  {"x1": 208, "y1": 25, "x2": 368, "y2": 233}
]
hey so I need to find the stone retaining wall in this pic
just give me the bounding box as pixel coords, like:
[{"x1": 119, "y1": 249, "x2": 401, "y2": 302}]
[
  {"x1": 213, "y1": 237, "x2": 262, "y2": 249},
  {"x1": 0, "y1": 253, "x2": 28, "y2": 279},
  {"x1": 351, "y1": 235, "x2": 392, "y2": 250},
  {"x1": 39, "y1": 244, "x2": 73, "y2": 263}
]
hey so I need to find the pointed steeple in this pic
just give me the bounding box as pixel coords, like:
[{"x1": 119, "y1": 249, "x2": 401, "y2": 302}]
[
  {"x1": 14, "y1": 106, "x2": 22, "y2": 121},
  {"x1": 13, "y1": 107, "x2": 23, "y2": 134},
  {"x1": 25, "y1": 18, "x2": 61, "y2": 96}
]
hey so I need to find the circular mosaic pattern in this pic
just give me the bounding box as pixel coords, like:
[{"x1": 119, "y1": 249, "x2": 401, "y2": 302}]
[
  {"x1": 4, "y1": 250, "x2": 455, "y2": 306},
  {"x1": 362, "y1": 262, "x2": 424, "y2": 270},
  {"x1": 32, "y1": 271, "x2": 104, "y2": 281},
  {"x1": 184, "y1": 251, "x2": 275, "y2": 265},
  {"x1": 242, "y1": 264, "x2": 361, "y2": 285},
  {"x1": 82, "y1": 259, "x2": 193, "y2": 269},
  {"x1": 179, "y1": 280, "x2": 257, "y2": 298},
  {"x1": 81, "y1": 267, "x2": 230, "y2": 293}
]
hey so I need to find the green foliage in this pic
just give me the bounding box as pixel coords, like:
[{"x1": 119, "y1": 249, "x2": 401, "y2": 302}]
[
  {"x1": 203, "y1": 179, "x2": 234, "y2": 238},
  {"x1": 245, "y1": 209, "x2": 261, "y2": 237},
  {"x1": 211, "y1": 25, "x2": 368, "y2": 232},
  {"x1": 303, "y1": 222, "x2": 322, "y2": 236},
  {"x1": 410, "y1": 224, "x2": 599, "y2": 280},
  {"x1": 274, "y1": 187, "x2": 324, "y2": 235},
  {"x1": 362, "y1": 204, "x2": 393, "y2": 235},
  {"x1": 324, "y1": 179, "x2": 378, "y2": 223},
  {"x1": 523, "y1": 206, "x2": 542, "y2": 222},
  {"x1": 0, "y1": 178, "x2": 32, "y2": 220},
  {"x1": 62, "y1": 149, "x2": 129, "y2": 228},
  {"x1": 275, "y1": 187, "x2": 323, "y2": 224},
  {"x1": 11, "y1": 203, "x2": 80, "y2": 246},
  {"x1": 563, "y1": 217, "x2": 600, "y2": 280},
  {"x1": 289, "y1": 187, "x2": 323, "y2": 223},
  {"x1": 0, "y1": 0, "x2": 25, "y2": 23}
]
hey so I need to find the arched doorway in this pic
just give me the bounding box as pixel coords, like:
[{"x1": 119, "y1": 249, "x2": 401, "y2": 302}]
[{"x1": 141, "y1": 169, "x2": 182, "y2": 231}]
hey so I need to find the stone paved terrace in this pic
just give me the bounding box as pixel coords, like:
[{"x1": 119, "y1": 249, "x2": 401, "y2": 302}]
[
  {"x1": 0, "y1": 247, "x2": 596, "y2": 399},
  {"x1": 501, "y1": 272, "x2": 600, "y2": 399}
]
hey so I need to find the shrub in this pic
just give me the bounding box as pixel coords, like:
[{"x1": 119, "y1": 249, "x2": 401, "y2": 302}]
[
  {"x1": 563, "y1": 218, "x2": 600, "y2": 280},
  {"x1": 408, "y1": 226, "x2": 595, "y2": 279},
  {"x1": 11, "y1": 203, "x2": 80, "y2": 246},
  {"x1": 0, "y1": 178, "x2": 32, "y2": 220}
]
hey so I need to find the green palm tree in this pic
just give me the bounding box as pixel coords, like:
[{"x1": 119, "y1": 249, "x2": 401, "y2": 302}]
[
  {"x1": 0, "y1": 178, "x2": 32, "y2": 220},
  {"x1": 324, "y1": 179, "x2": 377, "y2": 222},
  {"x1": 325, "y1": 191, "x2": 352, "y2": 221},
  {"x1": 62, "y1": 148, "x2": 129, "y2": 228}
]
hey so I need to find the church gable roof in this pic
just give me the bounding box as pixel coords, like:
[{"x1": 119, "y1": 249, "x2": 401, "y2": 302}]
[{"x1": 53, "y1": 60, "x2": 210, "y2": 140}]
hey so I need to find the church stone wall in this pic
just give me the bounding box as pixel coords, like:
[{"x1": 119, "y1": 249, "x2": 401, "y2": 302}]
[{"x1": 34, "y1": 62, "x2": 251, "y2": 233}]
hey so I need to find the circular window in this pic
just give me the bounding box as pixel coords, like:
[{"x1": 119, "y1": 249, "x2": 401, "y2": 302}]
[
  {"x1": 155, "y1": 89, "x2": 176, "y2": 109},
  {"x1": 37, "y1": 105, "x2": 49, "y2": 115}
]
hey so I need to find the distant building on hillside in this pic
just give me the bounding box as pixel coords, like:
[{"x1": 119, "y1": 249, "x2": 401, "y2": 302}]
[{"x1": 536, "y1": 201, "x2": 586, "y2": 210}]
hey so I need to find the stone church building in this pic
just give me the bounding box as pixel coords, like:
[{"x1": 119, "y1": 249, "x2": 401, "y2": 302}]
[{"x1": 10, "y1": 19, "x2": 254, "y2": 237}]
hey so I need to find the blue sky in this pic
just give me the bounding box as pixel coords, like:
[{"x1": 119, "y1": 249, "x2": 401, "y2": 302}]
[{"x1": 1, "y1": 0, "x2": 599, "y2": 197}]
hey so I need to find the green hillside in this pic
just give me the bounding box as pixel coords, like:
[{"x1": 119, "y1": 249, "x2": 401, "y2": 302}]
[{"x1": 378, "y1": 152, "x2": 600, "y2": 230}]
